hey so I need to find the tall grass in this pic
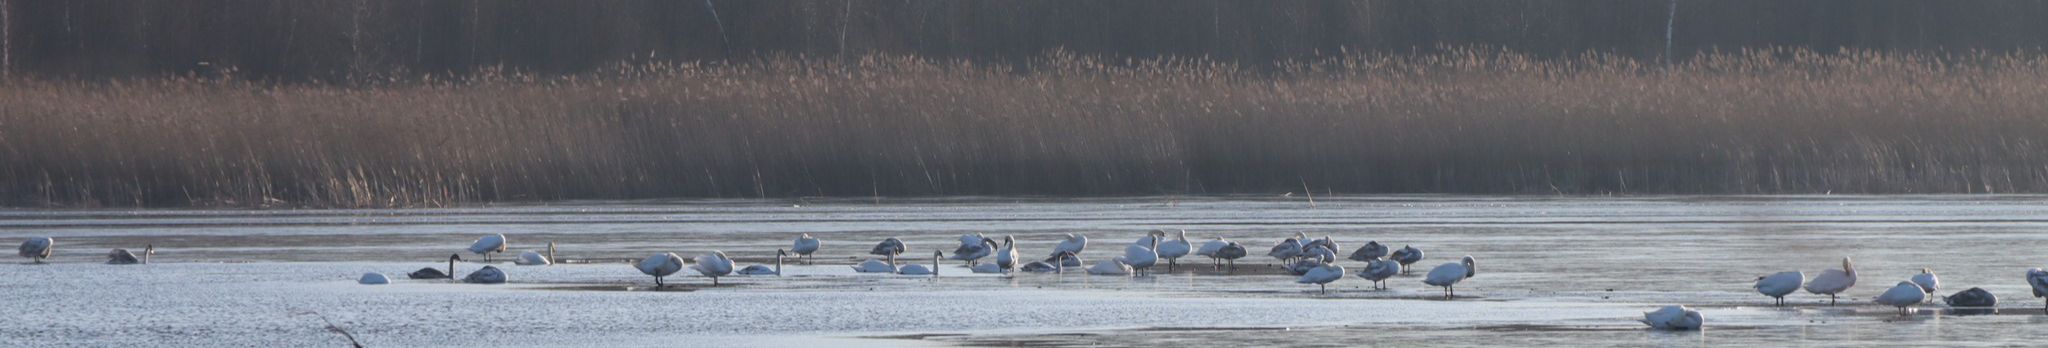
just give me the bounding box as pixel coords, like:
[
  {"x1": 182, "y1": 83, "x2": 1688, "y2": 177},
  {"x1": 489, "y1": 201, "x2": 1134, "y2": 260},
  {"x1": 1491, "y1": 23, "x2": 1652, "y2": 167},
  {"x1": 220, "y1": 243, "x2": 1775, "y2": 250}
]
[{"x1": 6, "y1": 48, "x2": 2048, "y2": 207}]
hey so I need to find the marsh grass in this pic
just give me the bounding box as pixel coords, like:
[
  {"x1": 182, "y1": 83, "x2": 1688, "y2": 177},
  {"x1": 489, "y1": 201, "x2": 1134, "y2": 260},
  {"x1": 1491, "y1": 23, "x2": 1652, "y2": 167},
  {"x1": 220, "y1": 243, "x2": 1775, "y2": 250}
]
[{"x1": 7, "y1": 48, "x2": 2048, "y2": 207}]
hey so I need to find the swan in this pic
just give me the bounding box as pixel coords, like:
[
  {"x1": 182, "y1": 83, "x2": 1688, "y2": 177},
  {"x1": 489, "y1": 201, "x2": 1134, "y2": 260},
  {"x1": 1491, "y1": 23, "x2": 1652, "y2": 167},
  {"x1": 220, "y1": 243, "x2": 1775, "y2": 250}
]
[
  {"x1": 1286, "y1": 258, "x2": 1325, "y2": 276},
  {"x1": 1196, "y1": 237, "x2": 1230, "y2": 269},
  {"x1": 1302, "y1": 236, "x2": 1338, "y2": 256},
  {"x1": 897, "y1": 250, "x2": 943, "y2": 280},
  {"x1": 515, "y1": 250, "x2": 551, "y2": 266},
  {"x1": 1087, "y1": 259, "x2": 1134, "y2": 276},
  {"x1": 468, "y1": 234, "x2": 507, "y2": 261},
  {"x1": 1299, "y1": 245, "x2": 1336, "y2": 264},
  {"x1": 1269, "y1": 235, "x2": 1304, "y2": 263},
  {"x1": 1119, "y1": 237, "x2": 1159, "y2": 276},
  {"x1": 1803, "y1": 257, "x2": 1857, "y2": 305},
  {"x1": 1134, "y1": 230, "x2": 1167, "y2": 246},
  {"x1": 2027, "y1": 268, "x2": 2048, "y2": 312},
  {"x1": 18, "y1": 237, "x2": 51, "y2": 264},
  {"x1": 410, "y1": 254, "x2": 463, "y2": 279},
  {"x1": 994, "y1": 235, "x2": 1018, "y2": 273},
  {"x1": 638, "y1": 252, "x2": 685, "y2": 288},
  {"x1": 1042, "y1": 252, "x2": 1086, "y2": 267},
  {"x1": 851, "y1": 259, "x2": 898, "y2": 273},
  {"x1": 1910, "y1": 269, "x2": 1939, "y2": 302},
  {"x1": 950, "y1": 233, "x2": 998, "y2": 266},
  {"x1": 792, "y1": 233, "x2": 821, "y2": 264},
  {"x1": 972, "y1": 263, "x2": 1004, "y2": 273},
  {"x1": 1753, "y1": 271, "x2": 1805, "y2": 306},
  {"x1": 1296, "y1": 262, "x2": 1346, "y2": 294},
  {"x1": 737, "y1": 249, "x2": 786, "y2": 276},
  {"x1": 1052, "y1": 233, "x2": 1088, "y2": 259},
  {"x1": 1943, "y1": 287, "x2": 1997, "y2": 307},
  {"x1": 1390, "y1": 245, "x2": 1424, "y2": 274},
  {"x1": 1874, "y1": 281, "x2": 1925, "y2": 315},
  {"x1": 1639, "y1": 305, "x2": 1703, "y2": 330},
  {"x1": 1215, "y1": 242, "x2": 1248, "y2": 273},
  {"x1": 1348, "y1": 241, "x2": 1388, "y2": 262},
  {"x1": 1358, "y1": 257, "x2": 1401, "y2": 290},
  {"x1": 107, "y1": 245, "x2": 154, "y2": 265},
  {"x1": 1422, "y1": 255, "x2": 1477, "y2": 300},
  {"x1": 358, "y1": 272, "x2": 391, "y2": 285},
  {"x1": 692, "y1": 251, "x2": 736, "y2": 285},
  {"x1": 463, "y1": 265, "x2": 507, "y2": 284},
  {"x1": 1022, "y1": 251, "x2": 1077, "y2": 273},
  {"x1": 1156, "y1": 230, "x2": 1192, "y2": 272},
  {"x1": 871, "y1": 237, "x2": 906, "y2": 267}
]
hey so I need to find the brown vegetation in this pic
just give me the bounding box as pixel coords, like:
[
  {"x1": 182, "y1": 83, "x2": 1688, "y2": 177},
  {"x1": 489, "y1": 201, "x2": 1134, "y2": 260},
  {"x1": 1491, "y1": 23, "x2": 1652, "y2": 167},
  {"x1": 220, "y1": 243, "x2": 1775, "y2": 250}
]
[{"x1": 5, "y1": 48, "x2": 2048, "y2": 207}]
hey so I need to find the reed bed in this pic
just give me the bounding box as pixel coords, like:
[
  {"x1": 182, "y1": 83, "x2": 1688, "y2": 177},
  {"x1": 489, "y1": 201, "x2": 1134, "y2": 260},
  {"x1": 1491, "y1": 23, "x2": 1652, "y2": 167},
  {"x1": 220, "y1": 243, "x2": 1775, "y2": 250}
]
[{"x1": 5, "y1": 48, "x2": 2048, "y2": 207}]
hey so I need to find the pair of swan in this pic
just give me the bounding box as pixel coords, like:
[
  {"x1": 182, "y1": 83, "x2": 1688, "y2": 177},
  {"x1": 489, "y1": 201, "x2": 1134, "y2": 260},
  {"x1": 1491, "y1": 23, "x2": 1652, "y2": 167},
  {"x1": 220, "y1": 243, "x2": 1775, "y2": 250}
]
[
  {"x1": 634, "y1": 251, "x2": 737, "y2": 287},
  {"x1": 1755, "y1": 257, "x2": 1858, "y2": 306},
  {"x1": 1195, "y1": 237, "x2": 1248, "y2": 272}
]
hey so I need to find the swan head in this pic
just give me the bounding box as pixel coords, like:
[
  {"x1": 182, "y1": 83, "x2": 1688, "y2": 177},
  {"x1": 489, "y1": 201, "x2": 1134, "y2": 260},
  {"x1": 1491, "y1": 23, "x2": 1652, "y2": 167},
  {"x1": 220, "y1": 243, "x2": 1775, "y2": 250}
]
[
  {"x1": 1461, "y1": 255, "x2": 1477, "y2": 278},
  {"x1": 449, "y1": 253, "x2": 464, "y2": 261},
  {"x1": 1842, "y1": 257, "x2": 1855, "y2": 274},
  {"x1": 777, "y1": 249, "x2": 787, "y2": 256}
]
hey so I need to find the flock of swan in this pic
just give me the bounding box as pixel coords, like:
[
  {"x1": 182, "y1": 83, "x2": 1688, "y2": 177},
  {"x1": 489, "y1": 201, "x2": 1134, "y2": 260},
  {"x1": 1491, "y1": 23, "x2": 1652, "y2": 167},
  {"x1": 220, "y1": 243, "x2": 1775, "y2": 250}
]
[{"x1": 20, "y1": 230, "x2": 2048, "y2": 331}]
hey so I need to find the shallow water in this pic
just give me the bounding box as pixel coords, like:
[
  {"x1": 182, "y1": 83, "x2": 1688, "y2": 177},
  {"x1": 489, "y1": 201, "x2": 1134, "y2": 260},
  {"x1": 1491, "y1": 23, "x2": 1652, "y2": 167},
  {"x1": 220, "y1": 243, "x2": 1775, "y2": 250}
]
[{"x1": 5, "y1": 195, "x2": 2048, "y2": 347}]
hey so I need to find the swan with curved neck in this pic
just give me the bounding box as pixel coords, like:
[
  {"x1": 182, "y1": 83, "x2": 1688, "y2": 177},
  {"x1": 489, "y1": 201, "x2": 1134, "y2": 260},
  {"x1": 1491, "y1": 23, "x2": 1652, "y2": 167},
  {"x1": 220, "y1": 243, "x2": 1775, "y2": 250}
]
[{"x1": 1422, "y1": 255, "x2": 1477, "y2": 300}]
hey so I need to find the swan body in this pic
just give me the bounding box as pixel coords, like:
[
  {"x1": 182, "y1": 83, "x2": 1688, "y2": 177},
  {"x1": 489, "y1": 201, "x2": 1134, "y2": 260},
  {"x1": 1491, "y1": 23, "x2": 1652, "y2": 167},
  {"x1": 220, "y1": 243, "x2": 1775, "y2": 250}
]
[
  {"x1": 1348, "y1": 241, "x2": 1388, "y2": 262},
  {"x1": 1156, "y1": 230, "x2": 1192, "y2": 271},
  {"x1": 737, "y1": 249, "x2": 786, "y2": 276},
  {"x1": 972, "y1": 263, "x2": 1004, "y2": 273},
  {"x1": 1302, "y1": 236, "x2": 1338, "y2": 256},
  {"x1": 1299, "y1": 245, "x2": 1336, "y2": 263},
  {"x1": 898, "y1": 264, "x2": 935, "y2": 275},
  {"x1": 1875, "y1": 281, "x2": 1925, "y2": 315},
  {"x1": 1803, "y1": 257, "x2": 1857, "y2": 305},
  {"x1": 2029, "y1": 268, "x2": 2048, "y2": 312},
  {"x1": 467, "y1": 234, "x2": 507, "y2": 261},
  {"x1": 852, "y1": 259, "x2": 899, "y2": 273},
  {"x1": 1390, "y1": 245, "x2": 1424, "y2": 273},
  {"x1": 1944, "y1": 287, "x2": 1998, "y2": 307},
  {"x1": 463, "y1": 265, "x2": 508, "y2": 284},
  {"x1": 1639, "y1": 305, "x2": 1703, "y2": 330},
  {"x1": 1053, "y1": 233, "x2": 1088, "y2": 258},
  {"x1": 1268, "y1": 237, "x2": 1303, "y2": 262},
  {"x1": 638, "y1": 252, "x2": 685, "y2": 287},
  {"x1": 1754, "y1": 271, "x2": 1805, "y2": 306},
  {"x1": 1019, "y1": 261, "x2": 1059, "y2": 272},
  {"x1": 871, "y1": 237, "x2": 906, "y2": 258},
  {"x1": 1134, "y1": 230, "x2": 1166, "y2": 246},
  {"x1": 19, "y1": 237, "x2": 52, "y2": 263},
  {"x1": 1215, "y1": 242, "x2": 1248, "y2": 271},
  {"x1": 107, "y1": 249, "x2": 142, "y2": 264},
  {"x1": 950, "y1": 233, "x2": 997, "y2": 266},
  {"x1": 792, "y1": 233, "x2": 821, "y2": 263},
  {"x1": 1423, "y1": 255, "x2": 1477, "y2": 300},
  {"x1": 1358, "y1": 257, "x2": 1401, "y2": 290},
  {"x1": 994, "y1": 236, "x2": 1018, "y2": 273},
  {"x1": 1295, "y1": 263, "x2": 1346, "y2": 294},
  {"x1": 1118, "y1": 243, "x2": 1158, "y2": 276},
  {"x1": 1196, "y1": 237, "x2": 1229, "y2": 257},
  {"x1": 1087, "y1": 259, "x2": 1134, "y2": 276},
  {"x1": 693, "y1": 251, "x2": 736, "y2": 285},
  {"x1": 358, "y1": 272, "x2": 391, "y2": 285},
  {"x1": 515, "y1": 250, "x2": 551, "y2": 266},
  {"x1": 1910, "y1": 269, "x2": 1939, "y2": 300}
]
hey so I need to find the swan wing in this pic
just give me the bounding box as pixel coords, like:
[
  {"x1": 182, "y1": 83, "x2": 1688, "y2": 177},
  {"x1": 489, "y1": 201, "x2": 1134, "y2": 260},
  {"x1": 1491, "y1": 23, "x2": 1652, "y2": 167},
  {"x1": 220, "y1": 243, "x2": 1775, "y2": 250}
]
[{"x1": 1422, "y1": 262, "x2": 1468, "y2": 286}]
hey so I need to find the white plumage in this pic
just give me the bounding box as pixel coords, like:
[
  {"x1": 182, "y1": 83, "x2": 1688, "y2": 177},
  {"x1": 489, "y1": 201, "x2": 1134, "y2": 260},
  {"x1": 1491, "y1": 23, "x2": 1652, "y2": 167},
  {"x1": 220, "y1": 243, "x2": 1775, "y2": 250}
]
[
  {"x1": 851, "y1": 259, "x2": 898, "y2": 273},
  {"x1": 1087, "y1": 259, "x2": 1133, "y2": 276},
  {"x1": 1118, "y1": 243, "x2": 1158, "y2": 276},
  {"x1": 1803, "y1": 257, "x2": 1857, "y2": 305},
  {"x1": 1874, "y1": 281, "x2": 1926, "y2": 315},
  {"x1": 692, "y1": 251, "x2": 735, "y2": 285},
  {"x1": 1053, "y1": 233, "x2": 1088, "y2": 258},
  {"x1": 792, "y1": 234, "x2": 821, "y2": 264},
  {"x1": 1295, "y1": 263, "x2": 1346, "y2": 294},
  {"x1": 19, "y1": 237, "x2": 53, "y2": 263},
  {"x1": 1155, "y1": 230, "x2": 1192, "y2": 272},
  {"x1": 1753, "y1": 271, "x2": 1805, "y2": 306},
  {"x1": 514, "y1": 250, "x2": 551, "y2": 266},
  {"x1": 1358, "y1": 257, "x2": 1401, "y2": 290},
  {"x1": 637, "y1": 252, "x2": 685, "y2": 287},
  {"x1": 1910, "y1": 269, "x2": 1939, "y2": 302},
  {"x1": 1639, "y1": 305, "x2": 1703, "y2": 330},
  {"x1": 467, "y1": 234, "x2": 507, "y2": 261},
  {"x1": 1422, "y1": 255, "x2": 1477, "y2": 300}
]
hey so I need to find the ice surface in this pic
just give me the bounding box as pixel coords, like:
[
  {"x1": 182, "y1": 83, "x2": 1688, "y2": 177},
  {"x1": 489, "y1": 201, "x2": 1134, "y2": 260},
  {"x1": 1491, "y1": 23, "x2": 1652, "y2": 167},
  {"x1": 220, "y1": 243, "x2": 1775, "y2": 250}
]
[{"x1": 6, "y1": 195, "x2": 2048, "y2": 346}]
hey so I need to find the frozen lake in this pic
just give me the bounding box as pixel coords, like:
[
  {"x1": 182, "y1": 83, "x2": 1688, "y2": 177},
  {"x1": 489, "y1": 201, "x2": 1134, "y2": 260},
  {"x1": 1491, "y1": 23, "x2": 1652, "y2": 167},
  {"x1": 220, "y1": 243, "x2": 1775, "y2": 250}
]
[{"x1": 6, "y1": 195, "x2": 2048, "y2": 347}]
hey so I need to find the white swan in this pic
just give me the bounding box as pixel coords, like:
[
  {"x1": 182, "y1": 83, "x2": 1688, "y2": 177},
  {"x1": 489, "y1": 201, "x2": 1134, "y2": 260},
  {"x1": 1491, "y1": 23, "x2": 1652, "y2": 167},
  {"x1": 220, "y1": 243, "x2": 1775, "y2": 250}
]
[
  {"x1": 1358, "y1": 257, "x2": 1401, "y2": 290},
  {"x1": 638, "y1": 252, "x2": 685, "y2": 288},
  {"x1": 1196, "y1": 237, "x2": 1230, "y2": 269},
  {"x1": 1910, "y1": 269, "x2": 1939, "y2": 302},
  {"x1": 358, "y1": 272, "x2": 391, "y2": 285},
  {"x1": 1390, "y1": 245, "x2": 1424, "y2": 274},
  {"x1": 1296, "y1": 262, "x2": 1345, "y2": 294},
  {"x1": 950, "y1": 233, "x2": 997, "y2": 266},
  {"x1": 1639, "y1": 305, "x2": 1703, "y2": 330},
  {"x1": 515, "y1": 250, "x2": 551, "y2": 266},
  {"x1": 18, "y1": 237, "x2": 52, "y2": 264},
  {"x1": 851, "y1": 259, "x2": 898, "y2": 273},
  {"x1": 2030, "y1": 268, "x2": 2048, "y2": 312},
  {"x1": 1156, "y1": 230, "x2": 1192, "y2": 272},
  {"x1": 897, "y1": 250, "x2": 944, "y2": 280},
  {"x1": 737, "y1": 249, "x2": 786, "y2": 276},
  {"x1": 692, "y1": 251, "x2": 735, "y2": 286},
  {"x1": 1119, "y1": 237, "x2": 1159, "y2": 276},
  {"x1": 1348, "y1": 241, "x2": 1388, "y2": 262},
  {"x1": 1803, "y1": 257, "x2": 1857, "y2": 305},
  {"x1": 1422, "y1": 255, "x2": 1477, "y2": 300},
  {"x1": 971, "y1": 263, "x2": 1004, "y2": 274},
  {"x1": 792, "y1": 234, "x2": 821, "y2": 264},
  {"x1": 1087, "y1": 259, "x2": 1134, "y2": 276},
  {"x1": 1753, "y1": 271, "x2": 1805, "y2": 306},
  {"x1": 468, "y1": 234, "x2": 507, "y2": 261},
  {"x1": 994, "y1": 235, "x2": 1018, "y2": 273},
  {"x1": 1875, "y1": 281, "x2": 1924, "y2": 315},
  {"x1": 1052, "y1": 233, "x2": 1088, "y2": 259},
  {"x1": 1268, "y1": 234, "x2": 1304, "y2": 262},
  {"x1": 463, "y1": 265, "x2": 508, "y2": 284}
]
